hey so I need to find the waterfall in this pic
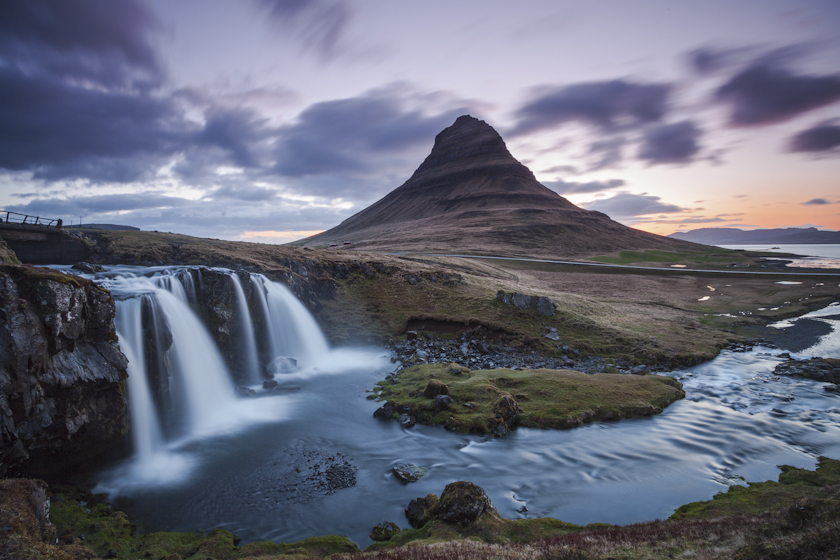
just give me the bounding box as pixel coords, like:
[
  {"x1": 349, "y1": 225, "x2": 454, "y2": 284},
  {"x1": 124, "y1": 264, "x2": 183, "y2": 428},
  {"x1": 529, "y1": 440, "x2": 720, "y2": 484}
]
[
  {"x1": 115, "y1": 297, "x2": 165, "y2": 462},
  {"x1": 100, "y1": 265, "x2": 328, "y2": 469},
  {"x1": 229, "y1": 273, "x2": 261, "y2": 384},
  {"x1": 252, "y1": 274, "x2": 329, "y2": 371}
]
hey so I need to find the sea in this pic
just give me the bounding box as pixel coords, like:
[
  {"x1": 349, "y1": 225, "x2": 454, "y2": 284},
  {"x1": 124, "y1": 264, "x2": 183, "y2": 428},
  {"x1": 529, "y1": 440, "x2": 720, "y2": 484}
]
[{"x1": 719, "y1": 243, "x2": 840, "y2": 269}]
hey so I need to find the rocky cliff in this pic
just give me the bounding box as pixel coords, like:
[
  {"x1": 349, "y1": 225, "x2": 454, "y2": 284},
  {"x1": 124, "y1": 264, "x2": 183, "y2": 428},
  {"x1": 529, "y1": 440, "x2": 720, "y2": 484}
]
[{"x1": 0, "y1": 264, "x2": 128, "y2": 478}]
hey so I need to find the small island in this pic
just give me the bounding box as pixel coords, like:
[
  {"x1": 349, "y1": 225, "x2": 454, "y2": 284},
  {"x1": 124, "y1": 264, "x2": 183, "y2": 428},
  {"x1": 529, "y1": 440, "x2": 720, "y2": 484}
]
[{"x1": 373, "y1": 362, "x2": 685, "y2": 436}]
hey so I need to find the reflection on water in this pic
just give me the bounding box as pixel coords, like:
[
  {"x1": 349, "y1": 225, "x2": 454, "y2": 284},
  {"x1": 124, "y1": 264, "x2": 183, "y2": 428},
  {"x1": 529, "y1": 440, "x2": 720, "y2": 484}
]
[{"x1": 99, "y1": 302, "x2": 840, "y2": 547}]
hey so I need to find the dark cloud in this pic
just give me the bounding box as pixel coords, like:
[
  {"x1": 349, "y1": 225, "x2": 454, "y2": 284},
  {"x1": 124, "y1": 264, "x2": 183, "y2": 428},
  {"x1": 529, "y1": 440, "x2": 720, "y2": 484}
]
[
  {"x1": 260, "y1": 0, "x2": 352, "y2": 60},
  {"x1": 789, "y1": 123, "x2": 840, "y2": 153},
  {"x1": 0, "y1": 66, "x2": 193, "y2": 182},
  {"x1": 638, "y1": 121, "x2": 701, "y2": 164},
  {"x1": 210, "y1": 185, "x2": 280, "y2": 202},
  {"x1": 715, "y1": 62, "x2": 840, "y2": 126},
  {"x1": 0, "y1": 0, "x2": 163, "y2": 88},
  {"x1": 581, "y1": 193, "x2": 684, "y2": 219},
  {"x1": 688, "y1": 47, "x2": 743, "y2": 74},
  {"x1": 511, "y1": 80, "x2": 670, "y2": 136},
  {"x1": 542, "y1": 179, "x2": 625, "y2": 195},
  {"x1": 802, "y1": 198, "x2": 830, "y2": 205},
  {"x1": 273, "y1": 90, "x2": 470, "y2": 180},
  {"x1": 197, "y1": 107, "x2": 271, "y2": 168},
  {"x1": 7, "y1": 193, "x2": 191, "y2": 217},
  {"x1": 587, "y1": 137, "x2": 626, "y2": 170}
]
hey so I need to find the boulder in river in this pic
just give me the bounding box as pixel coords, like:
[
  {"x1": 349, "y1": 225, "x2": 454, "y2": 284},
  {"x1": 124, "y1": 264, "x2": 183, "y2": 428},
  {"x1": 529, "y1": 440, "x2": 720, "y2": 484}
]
[
  {"x1": 369, "y1": 521, "x2": 400, "y2": 541},
  {"x1": 404, "y1": 481, "x2": 497, "y2": 529},
  {"x1": 405, "y1": 494, "x2": 440, "y2": 529},
  {"x1": 392, "y1": 463, "x2": 428, "y2": 483}
]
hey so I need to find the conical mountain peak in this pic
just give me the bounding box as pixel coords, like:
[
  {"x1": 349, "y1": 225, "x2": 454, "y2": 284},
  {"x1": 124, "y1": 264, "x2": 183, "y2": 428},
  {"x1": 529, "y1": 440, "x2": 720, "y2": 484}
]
[
  {"x1": 299, "y1": 115, "x2": 696, "y2": 258},
  {"x1": 411, "y1": 115, "x2": 525, "y2": 179}
]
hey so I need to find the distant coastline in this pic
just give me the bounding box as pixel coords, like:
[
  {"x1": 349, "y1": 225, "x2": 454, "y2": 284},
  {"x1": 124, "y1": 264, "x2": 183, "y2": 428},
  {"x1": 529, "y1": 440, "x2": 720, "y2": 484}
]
[{"x1": 670, "y1": 227, "x2": 840, "y2": 245}]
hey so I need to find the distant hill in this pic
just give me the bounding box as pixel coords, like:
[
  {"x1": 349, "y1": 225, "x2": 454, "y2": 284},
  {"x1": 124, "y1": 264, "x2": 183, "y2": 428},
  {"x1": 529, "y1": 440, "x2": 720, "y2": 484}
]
[
  {"x1": 299, "y1": 115, "x2": 700, "y2": 258},
  {"x1": 669, "y1": 227, "x2": 840, "y2": 245},
  {"x1": 66, "y1": 223, "x2": 140, "y2": 231}
]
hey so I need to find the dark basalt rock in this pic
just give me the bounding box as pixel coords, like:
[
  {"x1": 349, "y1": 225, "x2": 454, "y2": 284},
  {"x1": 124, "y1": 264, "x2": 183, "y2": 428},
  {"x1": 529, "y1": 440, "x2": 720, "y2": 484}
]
[
  {"x1": 774, "y1": 357, "x2": 840, "y2": 384},
  {"x1": 423, "y1": 379, "x2": 449, "y2": 398},
  {"x1": 436, "y1": 481, "x2": 497, "y2": 526},
  {"x1": 405, "y1": 481, "x2": 497, "y2": 529},
  {"x1": 405, "y1": 494, "x2": 440, "y2": 529},
  {"x1": 373, "y1": 401, "x2": 397, "y2": 420},
  {"x1": 392, "y1": 463, "x2": 428, "y2": 484},
  {"x1": 71, "y1": 262, "x2": 105, "y2": 274},
  {"x1": 369, "y1": 521, "x2": 400, "y2": 542},
  {"x1": 491, "y1": 395, "x2": 522, "y2": 437},
  {"x1": 0, "y1": 265, "x2": 128, "y2": 478},
  {"x1": 496, "y1": 290, "x2": 556, "y2": 317}
]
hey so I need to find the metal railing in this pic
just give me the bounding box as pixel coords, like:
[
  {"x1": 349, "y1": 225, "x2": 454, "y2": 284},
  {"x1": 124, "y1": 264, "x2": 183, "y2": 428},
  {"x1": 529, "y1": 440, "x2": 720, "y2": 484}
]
[{"x1": 1, "y1": 210, "x2": 61, "y2": 227}]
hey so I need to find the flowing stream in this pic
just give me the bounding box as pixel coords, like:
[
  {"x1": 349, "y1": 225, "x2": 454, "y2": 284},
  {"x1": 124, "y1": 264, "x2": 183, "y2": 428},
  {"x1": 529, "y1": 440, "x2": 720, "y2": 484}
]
[{"x1": 70, "y1": 266, "x2": 840, "y2": 547}]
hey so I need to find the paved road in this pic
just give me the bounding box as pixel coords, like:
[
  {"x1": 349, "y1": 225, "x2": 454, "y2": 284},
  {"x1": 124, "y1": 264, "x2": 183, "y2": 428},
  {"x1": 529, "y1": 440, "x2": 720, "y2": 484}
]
[{"x1": 427, "y1": 254, "x2": 840, "y2": 277}]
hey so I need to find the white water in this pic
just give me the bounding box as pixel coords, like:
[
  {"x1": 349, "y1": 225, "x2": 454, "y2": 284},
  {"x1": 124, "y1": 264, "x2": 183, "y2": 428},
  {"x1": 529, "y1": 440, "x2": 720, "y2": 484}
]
[
  {"x1": 229, "y1": 273, "x2": 261, "y2": 384},
  {"x1": 253, "y1": 274, "x2": 330, "y2": 370},
  {"x1": 80, "y1": 266, "x2": 330, "y2": 492}
]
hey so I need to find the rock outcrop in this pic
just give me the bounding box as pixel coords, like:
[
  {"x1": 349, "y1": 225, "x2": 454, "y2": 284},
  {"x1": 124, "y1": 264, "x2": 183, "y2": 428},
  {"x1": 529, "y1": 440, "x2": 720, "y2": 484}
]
[
  {"x1": 405, "y1": 481, "x2": 497, "y2": 529},
  {"x1": 0, "y1": 265, "x2": 128, "y2": 478},
  {"x1": 496, "y1": 290, "x2": 556, "y2": 316}
]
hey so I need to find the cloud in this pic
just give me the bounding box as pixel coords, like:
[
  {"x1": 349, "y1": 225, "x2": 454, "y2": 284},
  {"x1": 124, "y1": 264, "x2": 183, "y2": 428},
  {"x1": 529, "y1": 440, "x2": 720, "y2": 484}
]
[
  {"x1": 7, "y1": 193, "x2": 192, "y2": 217},
  {"x1": 197, "y1": 107, "x2": 272, "y2": 168},
  {"x1": 0, "y1": 0, "x2": 163, "y2": 88},
  {"x1": 789, "y1": 122, "x2": 840, "y2": 153},
  {"x1": 259, "y1": 0, "x2": 352, "y2": 60},
  {"x1": 511, "y1": 80, "x2": 670, "y2": 136},
  {"x1": 210, "y1": 185, "x2": 280, "y2": 202},
  {"x1": 580, "y1": 192, "x2": 685, "y2": 219},
  {"x1": 802, "y1": 198, "x2": 830, "y2": 205},
  {"x1": 638, "y1": 121, "x2": 701, "y2": 164},
  {"x1": 715, "y1": 60, "x2": 840, "y2": 126},
  {"x1": 542, "y1": 179, "x2": 625, "y2": 195},
  {"x1": 273, "y1": 87, "x2": 472, "y2": 181},
  {"x1": 0, "y1": 66, "x2": 193, "y2": 182}
]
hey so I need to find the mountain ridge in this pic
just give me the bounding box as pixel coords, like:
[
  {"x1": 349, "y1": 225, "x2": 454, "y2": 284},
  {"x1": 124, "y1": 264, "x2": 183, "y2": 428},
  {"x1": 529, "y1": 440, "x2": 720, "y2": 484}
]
[{"x1": 300, "y1": 115, "x2": 700, "y2": 258}]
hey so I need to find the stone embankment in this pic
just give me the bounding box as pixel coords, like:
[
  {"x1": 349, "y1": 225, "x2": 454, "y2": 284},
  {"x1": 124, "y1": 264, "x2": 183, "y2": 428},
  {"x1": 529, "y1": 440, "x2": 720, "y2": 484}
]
[
  {"x1": 773, "y1": 356, "x2": 840, "y2": 387},
  {"x1": 0, "y1": 265, "x2": 128, "y2": 478}
]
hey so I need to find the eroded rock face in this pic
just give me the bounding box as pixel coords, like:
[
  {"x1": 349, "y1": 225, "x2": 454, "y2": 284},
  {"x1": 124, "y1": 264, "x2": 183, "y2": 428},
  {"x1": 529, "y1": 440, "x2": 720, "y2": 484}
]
[
  {"x1": 0, "y1": 265, "x2": 128, "y2": 478},
  {"x1": 496, "y1": 290, "x2": 556, "y2": 317}
]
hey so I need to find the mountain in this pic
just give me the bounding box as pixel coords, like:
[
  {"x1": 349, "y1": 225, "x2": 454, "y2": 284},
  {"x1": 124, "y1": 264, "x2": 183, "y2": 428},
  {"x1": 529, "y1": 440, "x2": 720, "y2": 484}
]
[
  {"x1": 299, "y1": 115, "x2": 700, "y2": 258},
  {"x1": 669, "y1": 227, "x2": 840, "y2": 245}
]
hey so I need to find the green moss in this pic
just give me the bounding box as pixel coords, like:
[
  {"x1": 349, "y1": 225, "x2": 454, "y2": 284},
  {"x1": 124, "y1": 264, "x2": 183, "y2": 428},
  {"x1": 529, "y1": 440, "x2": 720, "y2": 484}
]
[
  {"x1": 670, "y1": 456, "x2": 840, "y2": 520},
  {"x1": 375, "y1": 363, "x2": 684, "y2": 434}
]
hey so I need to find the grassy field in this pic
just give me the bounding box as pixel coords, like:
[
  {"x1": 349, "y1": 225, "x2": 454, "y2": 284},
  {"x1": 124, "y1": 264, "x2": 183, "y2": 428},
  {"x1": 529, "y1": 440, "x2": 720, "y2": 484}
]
[
  {"x1": 76, "y1": 230, "x2": 840, "y2": 367},
  {"x1": 373, "y1": 363, "x2": 684, "y2": 433}
]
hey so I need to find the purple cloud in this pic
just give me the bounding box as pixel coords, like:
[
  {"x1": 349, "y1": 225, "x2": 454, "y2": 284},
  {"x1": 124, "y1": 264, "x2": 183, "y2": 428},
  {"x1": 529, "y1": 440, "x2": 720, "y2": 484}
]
[
  {"x1": 638, "y1": 121, "x2": 701, "y2": 164},
  {"x1": 511, "y1": 80, "x2": 670, "y2": 136},
  {"x1": 789, "y1": 123, "x2": 840, "y2": 153}
]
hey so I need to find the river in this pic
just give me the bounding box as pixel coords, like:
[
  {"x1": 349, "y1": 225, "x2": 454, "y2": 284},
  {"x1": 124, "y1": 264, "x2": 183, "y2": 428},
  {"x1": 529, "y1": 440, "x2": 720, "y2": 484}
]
[{"x1": 67, "y1": 266, "x2": 840, "y2": 547}]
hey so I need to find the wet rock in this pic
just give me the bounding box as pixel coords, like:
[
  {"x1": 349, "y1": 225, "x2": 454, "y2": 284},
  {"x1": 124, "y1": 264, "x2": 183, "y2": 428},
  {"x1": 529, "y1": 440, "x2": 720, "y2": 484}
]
[
  {"x1": 630, "y1": 365, "x2": 649, "y2": 375},
  {"x1": 435, "y1": 481, "x2": 497, "y2": 526},
  {"x1": 263, "y1": 380, "x2": 278, "y2": 389},
  {"x1": 774, "y1": 357, "x2": 840, "y2": 384},
  {"x1": 490, "y1": 395, "x2": 522, "y2": 437},
  {"x1": 373, "y1": 401, "x2": 397, "y2": 419},
  {"x1": 271, "y1": 357, "x2": 298, "y2": 374},
  {"x1": 433, "y1": 395, "x2": 453, "y2": 412},
  {"x1": 392, "y1": 463, "x2": 428, "y2": 483},
  {"x1": 71, "y1": 262, "x2": 105, "y2": 274},
  {"x1": 423, "y1": 379, "x2": 449, "y2": 398},
  {"x1": 235, "y1": 386, "x2": 257, "y2": 398},
  {"x1": 405, "y1": 494, "x2": 440, "y2": 529},
  {"x1": 406, "y1": 331, "x2": 418, "y2": 341},
  {"x1": 369, "y1": 521, "x2": 400, "y2": 542},
  {"x1": 398, "y1": 414, "x2": 416, "y2": 429}
]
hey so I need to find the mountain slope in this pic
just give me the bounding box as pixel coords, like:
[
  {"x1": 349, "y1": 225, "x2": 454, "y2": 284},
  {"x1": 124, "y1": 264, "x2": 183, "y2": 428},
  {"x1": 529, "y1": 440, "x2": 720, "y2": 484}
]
[{"x1": 300, "y1": 116, "x2": 700, "y2": 258}]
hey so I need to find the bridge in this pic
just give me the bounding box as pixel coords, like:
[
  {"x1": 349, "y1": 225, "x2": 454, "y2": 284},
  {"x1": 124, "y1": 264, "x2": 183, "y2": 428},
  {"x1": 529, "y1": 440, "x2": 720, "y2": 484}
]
[{"x1": 0, "y1": 211, "x2": 91, "y2": 264}]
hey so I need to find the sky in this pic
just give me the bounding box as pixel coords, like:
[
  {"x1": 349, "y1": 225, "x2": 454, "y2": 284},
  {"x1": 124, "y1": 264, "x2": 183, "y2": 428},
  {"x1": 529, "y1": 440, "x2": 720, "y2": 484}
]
[{"x1": 1, "y1": 0, "x2": 839, "y2": 243}]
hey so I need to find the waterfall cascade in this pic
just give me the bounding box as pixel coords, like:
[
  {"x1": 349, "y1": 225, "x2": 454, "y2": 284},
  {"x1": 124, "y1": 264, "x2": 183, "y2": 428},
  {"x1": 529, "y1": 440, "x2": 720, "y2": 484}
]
[{"x1": 94, "y1": 266, "x2": 330, "y2": 476}]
